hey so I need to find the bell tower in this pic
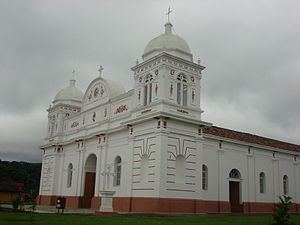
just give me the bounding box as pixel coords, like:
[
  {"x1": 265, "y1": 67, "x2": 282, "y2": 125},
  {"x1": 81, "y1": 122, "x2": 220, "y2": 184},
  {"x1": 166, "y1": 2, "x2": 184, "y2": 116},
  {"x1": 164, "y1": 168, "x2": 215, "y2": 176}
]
[{"x1": 131, "y1": 21, "x2": 205, "y2": 120}]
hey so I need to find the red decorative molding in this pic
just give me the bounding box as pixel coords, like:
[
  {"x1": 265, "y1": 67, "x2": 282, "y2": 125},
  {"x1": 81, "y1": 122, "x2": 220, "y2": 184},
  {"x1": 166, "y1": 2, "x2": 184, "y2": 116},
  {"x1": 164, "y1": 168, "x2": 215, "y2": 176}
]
[
  {"x1": 71, "y1": 121, "x2": 79, "y2": 128},
  {"x1": 100, "y1": 86, "x2": 104, "y2": 97},
  {"x1": 198, "y1": 128, "x2": 202, "y2": 135},
  {"x1": 127, "y1": 125, "x2": 133, "y2": 135},
  {"x1": 141, "y1": 109, "x2": 152, "y2": 114},
  {"x1": 114, "y1": 105, "x2": 128, "y2": 114},
  {"x1": 192, "y1": 90, "x2": 195, "y2": 102},
  {"x1": 170, "y1": 84, "x2": 173, "y2": 96},
  {"x1": 177, "y1": 109, "x2": 189, "y2": 114},
  {"x1": 88, "y1": 91, "x2": 92, "y2": 101}
]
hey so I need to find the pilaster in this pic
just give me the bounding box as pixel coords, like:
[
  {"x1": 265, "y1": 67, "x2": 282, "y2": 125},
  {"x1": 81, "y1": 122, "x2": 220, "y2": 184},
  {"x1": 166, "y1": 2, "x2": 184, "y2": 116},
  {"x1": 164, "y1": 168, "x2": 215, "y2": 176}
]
[
  {"x1": 194, "y1": 135, "x2": 204, "y2": 200},
  {"x1": 272, "y1": 158, "x2": 279, "y2": 202},
  {"x1": 155, "y1": 129, "x2": 169, "y2": 197},
  {"x1": 94, "y1": 144, "x2": 102, "y2": 196}
]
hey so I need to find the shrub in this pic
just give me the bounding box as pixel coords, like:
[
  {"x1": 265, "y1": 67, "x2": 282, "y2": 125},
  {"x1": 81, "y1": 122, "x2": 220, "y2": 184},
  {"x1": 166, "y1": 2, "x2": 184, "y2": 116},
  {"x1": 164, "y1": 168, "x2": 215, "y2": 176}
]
[
  {"x1": 272, "y1": 195, "x2": 292, "y2": 225},
  {"x1": 12, "y1": 197, "x2": 21, "y2": 211}
]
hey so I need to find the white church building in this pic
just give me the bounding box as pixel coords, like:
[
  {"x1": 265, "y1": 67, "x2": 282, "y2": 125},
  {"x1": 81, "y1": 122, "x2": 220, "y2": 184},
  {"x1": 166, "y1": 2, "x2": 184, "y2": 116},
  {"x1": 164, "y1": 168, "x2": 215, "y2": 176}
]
[{"x1": 37, "y1": 20, "x2": 300, "y2": 214}]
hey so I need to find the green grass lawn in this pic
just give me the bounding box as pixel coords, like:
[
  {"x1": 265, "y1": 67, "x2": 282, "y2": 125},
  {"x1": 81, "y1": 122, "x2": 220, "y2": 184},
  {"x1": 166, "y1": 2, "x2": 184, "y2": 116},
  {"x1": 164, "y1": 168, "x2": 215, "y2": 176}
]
[{"x1": 0, "y1": 212, "x2": 300, "y2": 225}]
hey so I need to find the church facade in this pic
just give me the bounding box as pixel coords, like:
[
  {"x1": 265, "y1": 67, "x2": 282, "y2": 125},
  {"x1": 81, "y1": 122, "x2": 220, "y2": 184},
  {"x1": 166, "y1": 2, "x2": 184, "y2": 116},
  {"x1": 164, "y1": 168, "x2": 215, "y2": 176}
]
[{"x1": 37, "y1": 21, "x2": 300, "y2": 214}]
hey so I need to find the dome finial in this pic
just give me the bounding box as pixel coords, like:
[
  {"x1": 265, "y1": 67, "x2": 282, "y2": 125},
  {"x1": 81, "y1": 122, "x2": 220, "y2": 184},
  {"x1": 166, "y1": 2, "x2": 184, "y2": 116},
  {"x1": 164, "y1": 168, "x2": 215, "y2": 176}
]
[
  {"x1": 166, "y1": 6, "x2": 173, "y2": 23},
  {"x1": 70, "y1": 69, "x2": 76, "y2": 87},
  {"x1": 98, "y1": 65, "x2": 103, "y2": 77},
  {"x1": 165, "y1": 6, "x2": 173, "y2": 34}
]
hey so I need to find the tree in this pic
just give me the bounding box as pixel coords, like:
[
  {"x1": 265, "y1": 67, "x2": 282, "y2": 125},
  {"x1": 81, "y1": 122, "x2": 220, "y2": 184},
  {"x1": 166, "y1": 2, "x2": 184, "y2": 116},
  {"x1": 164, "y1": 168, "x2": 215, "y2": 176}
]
[{"x1": 0, "y1": 160, "x2": 41, "y2": 199}]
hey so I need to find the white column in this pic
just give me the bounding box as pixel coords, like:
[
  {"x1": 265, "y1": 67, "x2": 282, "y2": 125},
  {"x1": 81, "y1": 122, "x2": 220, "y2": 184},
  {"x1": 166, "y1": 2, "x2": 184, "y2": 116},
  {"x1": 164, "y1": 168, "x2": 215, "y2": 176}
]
[
  {"x1": 217, "y1": 148, "x2": 225, "y2": 206},
  {"x1": 76, "y1": 149, "x2": 85, "y2": 196},
  {"x1": 272, "y1": 158, "x2": 279, "y2": 202},
  {"x1": 58, "y1": 152, "x2": 65, "y2": 196},
  {"x1": 101, "y1": 143, "x2": 109, "y2": 191},
  {"x1": 94, "y1": 145, "x2": 102, "y2": 196},
  {"x1": 246, "y1": 153, "x2": 255, "y2": 204},
  {"x1": 195, "y1": 136, "x2": 204, "y2": 200},
  {"x1": 52, "y1": 153, "x2": 60, "y2": 196},
  {"x1": 128, "y1": 134, "x2": 135, "y2": 199},
  {"x1": 156, "y1": 130, "x2": 169, "y2": 197},
  {"x1": 293, "y1": 162, "x2": 299, "y2": 204},
  {"x1": 253, "y1": 153, "x2": 257, "y2": 202}
]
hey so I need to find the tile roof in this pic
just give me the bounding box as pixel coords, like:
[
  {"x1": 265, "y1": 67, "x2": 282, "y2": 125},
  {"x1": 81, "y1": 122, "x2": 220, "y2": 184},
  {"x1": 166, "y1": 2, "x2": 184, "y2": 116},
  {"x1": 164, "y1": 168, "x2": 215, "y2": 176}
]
[{"x1": 203, "y1": 126, "x2": 300, "y2": 153}]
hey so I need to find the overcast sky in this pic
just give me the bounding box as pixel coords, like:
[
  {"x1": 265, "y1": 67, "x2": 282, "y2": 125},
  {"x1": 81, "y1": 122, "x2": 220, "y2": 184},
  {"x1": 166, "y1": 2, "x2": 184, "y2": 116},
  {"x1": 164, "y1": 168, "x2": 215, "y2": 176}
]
[{"x1": 0, "y1": 0, "x2": 299, "y2": 162}]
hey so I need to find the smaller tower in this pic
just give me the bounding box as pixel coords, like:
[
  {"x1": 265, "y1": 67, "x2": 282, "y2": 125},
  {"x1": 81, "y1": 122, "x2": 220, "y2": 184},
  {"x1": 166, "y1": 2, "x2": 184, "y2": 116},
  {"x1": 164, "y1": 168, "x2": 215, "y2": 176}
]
[{"x1": 46, "y1": 78, "x2": 83, "y2": 140}]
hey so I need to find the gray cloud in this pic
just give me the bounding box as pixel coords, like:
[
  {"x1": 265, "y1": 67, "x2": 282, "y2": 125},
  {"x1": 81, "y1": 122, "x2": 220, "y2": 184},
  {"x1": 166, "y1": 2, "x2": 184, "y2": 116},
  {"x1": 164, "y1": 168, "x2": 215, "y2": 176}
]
[{"x1": 0, "y1": 0, "x2": 299, "y2": 162}]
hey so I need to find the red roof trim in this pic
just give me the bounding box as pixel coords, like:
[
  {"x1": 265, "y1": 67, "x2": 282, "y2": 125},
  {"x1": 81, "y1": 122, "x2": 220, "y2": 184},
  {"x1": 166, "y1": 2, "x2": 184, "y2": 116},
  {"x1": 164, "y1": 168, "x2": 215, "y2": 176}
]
[{"x1": 203, "y1": 126, "x2": 300, "y2": 153}]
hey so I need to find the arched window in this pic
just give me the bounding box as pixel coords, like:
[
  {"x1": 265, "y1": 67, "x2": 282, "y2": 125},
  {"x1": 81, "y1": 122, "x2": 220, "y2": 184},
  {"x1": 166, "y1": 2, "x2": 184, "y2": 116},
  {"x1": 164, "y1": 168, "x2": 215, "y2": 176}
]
[
  {"x1": 140, "y1": 154, "x2": 149, "y2": 182},
  {"x1": 67, "y1": 163, "x2": 73, "y2": 188},
  {"x1": 176, "y1": 74, "x2": 188, "y2": 106},
  {"x1": 175, "y1": 155, "x2": 185, "y2": 183},
  {"x1": 144, "y1": 74, "x2": 153, "y2": 106},
  {"x1": 259, "y1": 172, "x2": 266, "y2": 194},
  {"x1": 283, "y1": 175, "x2": 289, "y2": 195},
  {"x1": 114, "y1": 156, "x2": 122, "y2": 186},
  {"x1": 229, "y1": 169, "x2": 241, "y2": 179},
  {"x1": 202, "y1": 164, "x2": 208, "y2": 190}
]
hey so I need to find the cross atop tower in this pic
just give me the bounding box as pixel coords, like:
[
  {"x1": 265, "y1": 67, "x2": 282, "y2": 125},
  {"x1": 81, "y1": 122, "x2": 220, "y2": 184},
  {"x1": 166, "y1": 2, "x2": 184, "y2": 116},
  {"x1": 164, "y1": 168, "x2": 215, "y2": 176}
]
[
  {"x1": 72, "y1": 69, "x2": 75, "y2": 80},
  {"x1": 98, "y1": 65, "x2": 103, "y2": 77},
  {"x1": 166, "y1": 6, "x2": 173, "y2": 23}
]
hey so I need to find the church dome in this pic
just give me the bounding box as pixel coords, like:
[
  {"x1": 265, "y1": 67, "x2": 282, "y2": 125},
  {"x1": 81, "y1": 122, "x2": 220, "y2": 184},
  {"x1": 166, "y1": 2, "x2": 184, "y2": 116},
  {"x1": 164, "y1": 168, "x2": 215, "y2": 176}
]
[
  {"x1": 143, "y1": 22, "x2": 193, "y2": 61},
  {"x1": 53, "y1": 80, "x2": 83, "y2": 104}
]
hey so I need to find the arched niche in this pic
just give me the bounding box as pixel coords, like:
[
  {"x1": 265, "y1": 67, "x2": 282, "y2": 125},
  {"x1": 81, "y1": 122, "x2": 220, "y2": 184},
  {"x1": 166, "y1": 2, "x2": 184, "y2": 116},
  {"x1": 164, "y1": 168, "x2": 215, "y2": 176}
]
[{"x1": 82, "y1": 77, "x2": 125, "y2": 110}]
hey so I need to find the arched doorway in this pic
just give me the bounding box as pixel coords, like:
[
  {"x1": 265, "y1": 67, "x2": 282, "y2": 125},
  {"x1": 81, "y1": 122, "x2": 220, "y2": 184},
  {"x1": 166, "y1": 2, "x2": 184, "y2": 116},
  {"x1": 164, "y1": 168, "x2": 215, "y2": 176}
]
[
  {"x1": 81, "y1": 154, "x2": 97, "y2": 208},
  {"x1": 229, "y1": 169, "x2": 242, "y2": 213}
]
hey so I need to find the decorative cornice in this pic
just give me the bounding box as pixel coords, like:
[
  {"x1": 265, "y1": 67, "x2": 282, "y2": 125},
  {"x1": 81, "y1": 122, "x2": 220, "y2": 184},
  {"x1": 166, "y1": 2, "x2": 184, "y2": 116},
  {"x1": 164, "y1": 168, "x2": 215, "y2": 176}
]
[{"x1": 131, "y1": 52, "x2": 205, "y2": 72}]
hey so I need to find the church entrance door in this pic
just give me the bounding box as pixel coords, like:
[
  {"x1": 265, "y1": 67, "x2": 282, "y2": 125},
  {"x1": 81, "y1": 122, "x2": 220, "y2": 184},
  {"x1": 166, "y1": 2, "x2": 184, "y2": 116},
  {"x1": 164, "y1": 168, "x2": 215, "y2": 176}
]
[
  {"x1": 81, "y1": 154, "x2": 97, "y2": 208},
  {"x1": 229, "y1": 181, "x2": 242, "y2": 213},
  {"x1": 229, "y1": 169, "x2": 243, "y2": 213},
  {"x1": 81, "y1": 172, "x2": 95, "y2": 208}
]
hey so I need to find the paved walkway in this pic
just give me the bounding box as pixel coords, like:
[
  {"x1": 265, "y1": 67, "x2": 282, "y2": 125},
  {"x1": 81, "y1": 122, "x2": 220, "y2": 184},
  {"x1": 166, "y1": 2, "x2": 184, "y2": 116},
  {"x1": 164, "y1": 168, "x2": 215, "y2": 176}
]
[
  {"x1": 36, "y1": 205, "x2": 96, "y2": 214},
  {"x1": 0, "y1": 204, "x2": 95, "y2": 215}
]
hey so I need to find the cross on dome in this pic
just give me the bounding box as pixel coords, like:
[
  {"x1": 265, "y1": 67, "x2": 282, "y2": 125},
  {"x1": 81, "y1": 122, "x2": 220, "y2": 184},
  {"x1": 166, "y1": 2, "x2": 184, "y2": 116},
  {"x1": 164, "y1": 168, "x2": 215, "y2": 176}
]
[
  {"x1": 166, "y1": 6, "x2": 173, "y2": 23},
  {"x1": 70, "y1": 69, "x2": 76, "y2": 87},
  {"x1": 98, "y1": 65, "x2": 104, "y2": 77},
  {"x1": 72, "y1": 69, "x2": 75, "y2": 80}
]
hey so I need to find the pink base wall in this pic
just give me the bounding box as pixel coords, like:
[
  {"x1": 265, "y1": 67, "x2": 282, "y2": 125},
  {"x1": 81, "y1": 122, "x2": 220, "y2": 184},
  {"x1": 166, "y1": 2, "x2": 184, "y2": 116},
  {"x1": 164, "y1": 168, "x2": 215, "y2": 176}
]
[{"x1": 37, "y1": 195, "x2": 300, "y2": 214}]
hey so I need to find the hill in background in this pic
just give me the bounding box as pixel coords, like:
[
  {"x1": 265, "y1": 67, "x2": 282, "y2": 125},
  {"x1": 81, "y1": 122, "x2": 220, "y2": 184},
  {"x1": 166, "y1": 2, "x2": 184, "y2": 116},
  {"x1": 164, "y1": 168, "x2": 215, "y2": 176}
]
[{"x1": 0, "y1": 160, "x2": 41, "y2": 197}]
